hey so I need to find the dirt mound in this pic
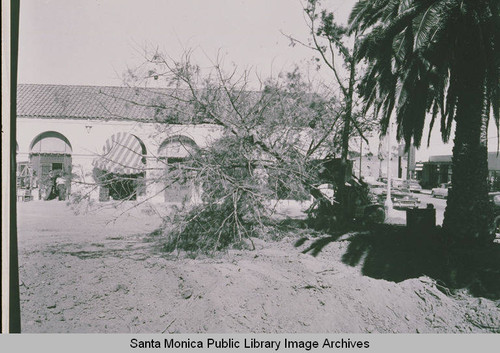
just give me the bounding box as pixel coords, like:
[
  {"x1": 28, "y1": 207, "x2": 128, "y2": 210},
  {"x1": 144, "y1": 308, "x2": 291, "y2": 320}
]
[{"x1": 17, "y1": 202, "x2": 500, "y2": 333}]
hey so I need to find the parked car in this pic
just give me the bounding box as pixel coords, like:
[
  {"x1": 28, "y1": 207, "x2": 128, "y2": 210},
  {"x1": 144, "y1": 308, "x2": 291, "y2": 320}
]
[
  {"x1": 407, "y1": 180, "x2": 422, "y2": 193},
  {"x1": 390, "y1": 188, "x2": 421, "y2": 209},
  {"x1": 365, "y1": 179, "x2": 388, "y2": 200},
  {"x1": 310, "y1": 179, "x2": 386, "y2": 224},
  {"x1": 376, "y1": 178, "x2": 422, "y2": 193},
  {"x1": 489, "y1": 192, "x2": 500, "y2": 206},
  {"x1": 369, "y1": 183, "x2": 420, "y2": 209},
  {"x1": 489, "y1": 192, "x2": 500, "y2": 238},
  {"x1": 377, "y1": 177, "x2": 404, "y2": 189},
  {"x1": 431, "y1": 183, "x2": 451, "y2": 198}
]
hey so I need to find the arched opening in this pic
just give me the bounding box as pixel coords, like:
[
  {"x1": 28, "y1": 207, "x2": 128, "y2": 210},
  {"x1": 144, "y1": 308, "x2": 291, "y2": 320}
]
[
  {"x1": 93, "y1": 132, "x2": 147, "y2": 201},
  {"x1": 158, "y1": 135, "x2": 199, "y2": 203},
  {"x1": 28, "y1": 131, "x2": 73, "y2": 200},
  {"x1": 30, "y1": 131, "x2": 73, "y2": 153}
]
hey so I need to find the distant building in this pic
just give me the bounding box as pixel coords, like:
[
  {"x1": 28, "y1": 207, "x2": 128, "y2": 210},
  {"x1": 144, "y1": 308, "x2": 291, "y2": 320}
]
[
  {"x1": 419, "y1": 153, "x2": 500, "y2": 189},
  {"x1": 350, "y1": 143, "x2": 415, "y2": 181},
  {"x1": 351, "y1": 153, "x2": 405, "y2": 180}
]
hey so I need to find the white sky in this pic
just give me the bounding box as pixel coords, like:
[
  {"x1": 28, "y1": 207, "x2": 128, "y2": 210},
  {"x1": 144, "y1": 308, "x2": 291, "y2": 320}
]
[
  {"x1": 18, "y1": 0, "x2": 499, "y2": 161},
  {"x1": 19, "y1": 0, "x2": 345, "y2": 85}
]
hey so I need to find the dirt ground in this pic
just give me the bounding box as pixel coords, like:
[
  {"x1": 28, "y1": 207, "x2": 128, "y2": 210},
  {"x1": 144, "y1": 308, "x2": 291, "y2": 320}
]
[{"x1": 17, "y1": 201, "x2": 500, "y2": 333}]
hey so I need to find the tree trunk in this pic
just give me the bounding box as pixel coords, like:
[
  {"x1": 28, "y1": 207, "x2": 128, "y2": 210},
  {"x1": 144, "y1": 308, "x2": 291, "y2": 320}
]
[
  {"x1": 442, "y1": 35, "x2": 494, "y2": 244},
  {"x1": 337, "y1": 57, "x2": 357, "y2": 223}
]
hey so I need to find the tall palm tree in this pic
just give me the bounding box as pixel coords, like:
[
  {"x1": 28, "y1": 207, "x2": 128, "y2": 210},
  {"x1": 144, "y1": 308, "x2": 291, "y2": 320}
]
[{"x1": 349, "y1": 0, "x2": 500, "y2": 243}]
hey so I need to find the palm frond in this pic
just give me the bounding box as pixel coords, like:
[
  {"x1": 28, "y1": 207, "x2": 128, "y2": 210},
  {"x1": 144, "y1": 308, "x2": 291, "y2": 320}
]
[
  {"x1": 353, "y1": 0, "x2": 499, "y2": 150},
  {"x1": 413, "y1": 1, "x2": 442, "y2": 50},
  {"x1": 349, "y1": 0, "x2": 392, "y2": 33}
]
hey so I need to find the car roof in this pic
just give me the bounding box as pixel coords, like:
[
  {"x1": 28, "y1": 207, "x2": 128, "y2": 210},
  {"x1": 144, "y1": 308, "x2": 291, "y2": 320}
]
[{"x1": 366, "y1": 180, "x2": 386, "y2": 187}]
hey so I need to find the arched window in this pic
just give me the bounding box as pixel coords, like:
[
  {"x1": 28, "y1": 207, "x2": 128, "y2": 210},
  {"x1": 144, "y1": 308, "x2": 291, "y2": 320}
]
[{"x1": 30, "y1": 131, "x2": 72, "y2": 154}]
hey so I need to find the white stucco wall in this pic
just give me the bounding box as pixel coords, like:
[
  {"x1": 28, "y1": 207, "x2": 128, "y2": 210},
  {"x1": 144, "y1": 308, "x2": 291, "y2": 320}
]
[{"x1": 17, "y1": 117, "x2": 225, "y2": 201}]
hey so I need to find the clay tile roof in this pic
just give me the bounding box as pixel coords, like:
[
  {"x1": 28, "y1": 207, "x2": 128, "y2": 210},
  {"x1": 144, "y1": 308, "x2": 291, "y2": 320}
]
[{"x1": 17, "y1": 83, "x2": 178, "y2": 122}]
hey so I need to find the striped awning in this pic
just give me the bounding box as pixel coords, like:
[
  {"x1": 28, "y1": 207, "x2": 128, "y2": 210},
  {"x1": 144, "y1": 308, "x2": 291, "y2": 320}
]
[{"x1": 93, "y1": 132, "x2": 146, "y2": 174}]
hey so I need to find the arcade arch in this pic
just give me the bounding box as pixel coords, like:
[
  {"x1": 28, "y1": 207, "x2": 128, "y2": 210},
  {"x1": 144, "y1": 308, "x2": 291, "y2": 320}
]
[
  {"x1": 93, "y1": 132, "x2": 147, "y2": 201},
  {"x1": 30, "y1": 130, "x2": 72, "y2": 181},
  {"x1": 158, "y1": 135, "x2": 199, "y2": 203}
]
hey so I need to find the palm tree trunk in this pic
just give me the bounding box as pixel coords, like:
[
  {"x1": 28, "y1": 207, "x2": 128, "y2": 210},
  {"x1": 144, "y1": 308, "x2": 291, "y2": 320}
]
[{"x1": 442, "y1": 74, "x2": 494, "y2": 244}]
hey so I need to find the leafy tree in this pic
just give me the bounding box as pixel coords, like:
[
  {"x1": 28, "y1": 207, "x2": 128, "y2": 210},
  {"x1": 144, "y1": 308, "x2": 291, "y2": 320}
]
[
  {"x1": 284, "y1": 0, "x2": 377, "y2": 223},
  {"x1": 115, "y1": 52, "x2": 352, "y2": 251},
  {"x1": 350, "y1": 0, "x2": 500, "y2": 244},
  {"x1": 72, "y1": 45, "x2": 381, "y2": 250}
]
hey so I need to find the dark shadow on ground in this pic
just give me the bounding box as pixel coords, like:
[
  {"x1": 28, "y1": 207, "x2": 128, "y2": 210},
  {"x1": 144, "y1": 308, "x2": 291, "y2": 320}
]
[
  {"x1": 299, "y1": 235, "x2": 345, "y2": 257},
  {"x1": 300, "y1": 224, "x2": 500, "y2": 300}
]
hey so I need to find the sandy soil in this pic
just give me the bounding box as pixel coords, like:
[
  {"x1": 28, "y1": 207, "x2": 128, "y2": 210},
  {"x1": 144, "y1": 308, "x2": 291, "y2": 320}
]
[{"x1": 17, "y1": 201, "x2": 500, "y2": 333}]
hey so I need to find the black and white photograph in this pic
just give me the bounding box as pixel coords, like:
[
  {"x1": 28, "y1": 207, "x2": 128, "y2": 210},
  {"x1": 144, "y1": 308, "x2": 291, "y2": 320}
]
[{"x1": 3, "y1": 0, "x2": 500, "y2": 341}]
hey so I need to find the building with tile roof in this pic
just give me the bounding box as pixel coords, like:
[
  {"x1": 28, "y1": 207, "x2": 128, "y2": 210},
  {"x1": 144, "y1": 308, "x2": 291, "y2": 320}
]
[{"x1": 16, "y1": 83, "x2": 225, "y2": 202}]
